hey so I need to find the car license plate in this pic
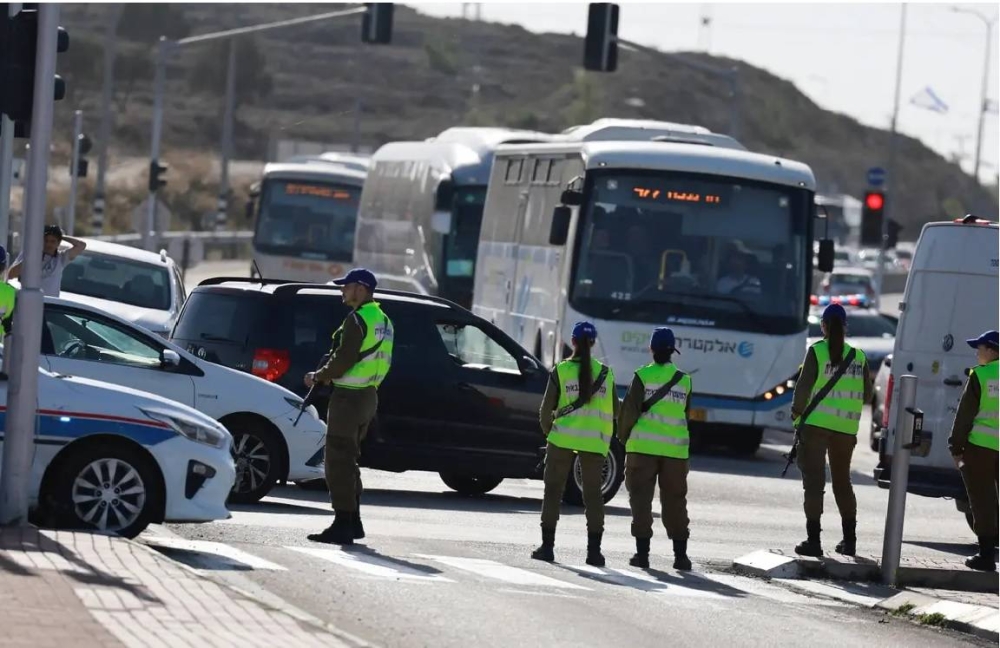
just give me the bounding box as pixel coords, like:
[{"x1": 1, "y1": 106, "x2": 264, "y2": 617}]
[{"x1": 689, "y1": 408, "x2": 707, "y2": 422}]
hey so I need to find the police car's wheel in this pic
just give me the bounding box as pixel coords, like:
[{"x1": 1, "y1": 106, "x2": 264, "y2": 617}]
[
  {"x1": 227, "y1": 421, "x2": 283, "y2": 504},
  {"x1": 439, "y1": 473, "x2": 504, "y2": 496},
  {"x1": 564, "y1": 440, "x2": 625, "y2": 506},
  {"x1": 55, "y1": 444, "x2": 162, "y2": 539}
]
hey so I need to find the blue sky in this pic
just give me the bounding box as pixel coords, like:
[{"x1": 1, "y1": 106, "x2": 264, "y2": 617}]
[{"x1": 416, "y1": 2, "x2": 999, "y2": 184}]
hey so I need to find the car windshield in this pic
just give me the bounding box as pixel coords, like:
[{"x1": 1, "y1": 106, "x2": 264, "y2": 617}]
[
  {"x1": 62, "y1": 252, "x2": 171, "y2": 310},
  {"x1": 254, "y1": 178, "x2": 360, "y2": 261},
  {"x1": 829, "y1": 273, "x2": 871, "y2": 289},
  {"x1": 444, "y1": 187, "x2": 487, "y2": 278},
  {"x1": 808, "y1": 312, "x2": 897, "y2": 338},
  {"x1": 570, "y1": 170, "x2": 812, "y2": 334}
]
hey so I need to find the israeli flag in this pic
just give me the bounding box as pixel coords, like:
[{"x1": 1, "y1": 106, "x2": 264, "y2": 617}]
[
  {"x1": 909, "y1": 86, "x2": 949, "y2": 114},
  {"x1": 985, "y1": 98, "x2": 999, "y2": 115}
]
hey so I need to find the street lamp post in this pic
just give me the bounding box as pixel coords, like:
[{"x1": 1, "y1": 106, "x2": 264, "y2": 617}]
[{"x1": 952, "y1": 6, "x2": 998, "y2": 183}]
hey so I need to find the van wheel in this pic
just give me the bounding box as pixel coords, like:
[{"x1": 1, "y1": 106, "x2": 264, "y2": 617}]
[
  {"x1": 563, "y1": 439, "x2": 625, "y2": 505},
  {"x1": 439, "y1": 473, "x2": 504, "y2": 496},
  {"x1": 227, "y1": 421, "x2": 283, "y2": 504},
  {"x1": 52, "y1": 443, "x2": 163, "y2": 539}
]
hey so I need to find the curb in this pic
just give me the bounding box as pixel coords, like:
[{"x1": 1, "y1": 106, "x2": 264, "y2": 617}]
[{"x1": 733, "y1": 550, "x2": 998, "y2": 642}]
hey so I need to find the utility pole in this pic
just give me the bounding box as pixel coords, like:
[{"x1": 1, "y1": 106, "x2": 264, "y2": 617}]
[
  {"x1": 951, "y1": 6, "x2": 997, "y2": 183},
  {"x1": 92, "y1": 3, "x2": 124, "y2": 235},
  {"x1": 217, "y1": 37, "x2": 237, "y2": 231},
  {"x1": 144, "y1": 6, "x2": 368, "y2": 248},
  {"x1": 0, "y1": 3, "x2": 24, "y2": 253},
  {"x1": 0, "y1": 2, "x2": 60, "y2": 527},
  {"x1": 874, "y1": 4, "x2": 906, "y2": 311},
  {"x1": 67, "y1": 109, "x2": 82, "y2": 234}
]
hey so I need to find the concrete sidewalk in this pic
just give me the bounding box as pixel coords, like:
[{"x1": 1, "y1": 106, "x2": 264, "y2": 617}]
[{"x1": 0, "y1": 526, "x2": 357, "y2": 647}]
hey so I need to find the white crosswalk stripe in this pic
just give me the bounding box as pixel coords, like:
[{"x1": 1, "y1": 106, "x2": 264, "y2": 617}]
[
  {"x1": 415, "y1": 554, "x2": 590, "y2": 590},
  {"x1": 286, "y1": 546, "x2": 453, "y2": 583},
  {"x1": 141, "y1": 536, "x2": 287, "y2": 571}
]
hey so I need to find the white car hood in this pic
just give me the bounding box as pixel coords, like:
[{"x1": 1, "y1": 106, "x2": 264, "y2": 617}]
[{"x1": 58, "y1": 291, "x2": 173, "y2": 334}]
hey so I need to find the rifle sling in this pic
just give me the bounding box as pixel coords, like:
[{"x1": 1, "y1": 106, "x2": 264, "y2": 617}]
[
  {"x1": 795, "y1": 347, "x2": 858, "y2": 431},
  {"x1": 640, "y1": 370, "x2": 686, "y2": 414},
  {"x1": 554, "y1": 365, "x2": 610, "y2": 420}
]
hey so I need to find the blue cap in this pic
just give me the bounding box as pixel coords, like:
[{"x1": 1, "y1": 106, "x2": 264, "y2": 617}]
[
  {"x1": 967, "y1": 330, "x2": 999, "y2": 350},
  {"x1": 0, "y1": 245, "x2": 7, "y2": 268},
  {"x1": 332, "y1": 268, "x2": 377, "y2": 290},
  {"x1": 822, "y1": 303, "x2": 847, "y2": 323},
  {"x1": 650, "y1": 327, "x2": 680, "y2": 354},
  {"x1": 572, "y1": 321, "x2": 597, "y2": 341}
]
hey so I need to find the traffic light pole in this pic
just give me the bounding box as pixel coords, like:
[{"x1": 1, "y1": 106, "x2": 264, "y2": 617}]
[
  {"x1": 144, "y1": 6, "x2": 367, "y2": 249},
  {"x1": 0, "y1": 3, "x2": 24, "y2": 255},
  {"x1": 92, "y1": 3, "x2": 124, "y2": 235},
  {"x1": 217, "y1": 37, "x2": 237, "y2": 231},
  {"x1": 67, "y1": 109, "x2": 82, "y2": 235},
  {"x1": 0, "y1": 2, "x2": 60, "y2": 527},
  {"x1": 874, "y1": 4, "x2": 906, "y2": 311}
]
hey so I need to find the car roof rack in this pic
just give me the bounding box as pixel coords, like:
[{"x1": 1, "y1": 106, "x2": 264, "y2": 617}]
[
  {"x1": 271, "y1": 283, "x2": 465, "y2": 310},
  {"x1": 197, "y1": 277, "x2": 297, "y2": 287}
]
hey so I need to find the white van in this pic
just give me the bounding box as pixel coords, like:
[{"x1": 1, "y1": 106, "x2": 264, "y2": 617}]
[{"x1": 874, "y1": 216, "x2": 999, "y2": 527}]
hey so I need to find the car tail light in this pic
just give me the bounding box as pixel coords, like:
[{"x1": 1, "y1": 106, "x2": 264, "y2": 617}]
[
  {"x1": 252, "y1": 348, "x2": 290, "y2": 382},
  {"x1": 882, "y1": 374, "x2": 894, "y2": 429}
]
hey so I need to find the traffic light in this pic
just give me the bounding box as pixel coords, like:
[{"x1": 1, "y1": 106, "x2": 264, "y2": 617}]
[
  {"x1": 148, "y1": 159, "x2": 168, "y2": 192},
  {"x1": 71, "y1": 133, "x2": 91, "y2": 178},
  {"x1": 860, "y1": 189, "x2": 885, "y2": 248},
  {"x1": 584, "y1": 3, "x2": 619, "y2": 72},
  {"x1": 886, "y1": 219, "x2": 902, "y2": 249},
  {"x1": 361, "y1": 3, "x2": 393, "y2": 44},
  {"x1": 0, "y1": 7, "x2": 70, "y2": 127}
]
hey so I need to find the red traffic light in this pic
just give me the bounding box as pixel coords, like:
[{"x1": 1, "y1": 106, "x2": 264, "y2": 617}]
[{"x1": 865, "y1": 192, "x2": 884, "y2": 211}]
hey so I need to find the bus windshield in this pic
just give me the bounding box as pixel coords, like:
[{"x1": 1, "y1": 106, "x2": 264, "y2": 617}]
[
  {"x1": 253, "y1": 178, "x2": 360, "y2": 260},
  {"x1": 570, "y1": 170, "x2": 812, "y2": 334},
  {"x1": 443, "y1": 186, "x2": 487, "y2": 278}
]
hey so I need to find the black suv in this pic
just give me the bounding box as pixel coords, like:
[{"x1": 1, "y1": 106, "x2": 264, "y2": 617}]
[{"x1": 170, "y1": 278, "x2": 625, "y2": 504}]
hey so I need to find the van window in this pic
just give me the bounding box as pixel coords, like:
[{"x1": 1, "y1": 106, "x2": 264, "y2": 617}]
[{"x1": 172, "y1": 292, "x2": 259, "y2": 346}]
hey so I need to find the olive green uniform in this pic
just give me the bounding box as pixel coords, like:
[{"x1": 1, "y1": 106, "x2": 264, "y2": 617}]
[
  {"x1": 949, "y1": 363, "x2": 999, "y2": 542},
  {"x1": 538, "y1": 362, "x2": 620, "y2": 534},
  {"x1": 313, "y1": 300, "x2": 381, "y2": 512},
  {"x1": 791, "y1": 345, "x2": 873, "y2": 522},
  {"x1": 617, "y1": 370, "x2": 692, "y2": 541}
]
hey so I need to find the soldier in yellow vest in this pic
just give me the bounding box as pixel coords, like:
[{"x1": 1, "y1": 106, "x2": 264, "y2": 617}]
[
  {"x1": 791, "y1": 303, "x2": 873, "y2": 557},
  {"x1": 618, "y1": 327, "x2": 693, "y2": 570},
  {"x1": 304, "y1": 268, "x2": 394, "y2": 545},
  {"x1": 0, "y1": 246, "x2": 16, "y2": 337},
  {"x1": 949, "y1": 330, "x2": 998, "y2": 572},
  {"x1": 532, "y1": 321, "x2": 618, "y2": 566}
]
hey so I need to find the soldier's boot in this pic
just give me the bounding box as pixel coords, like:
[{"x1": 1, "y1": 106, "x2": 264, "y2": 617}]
[
  {"x1": 530, "y1": 527, "x2": 556, "y2": 562},
  {"x1": 835, "y1": 518, "x2": 856, "y2": 556},
  {"x1": 672, "y1": 537, "x2": 692, "y2": 571},
  {"x1": 586, "y1": 532, "x2": 606, "y2": 567},
  {"x1": 307, "y1": 510, "x2": 355, "y2": 546},
  {"x1": 629, "y1": 537, "x2": 650, "y2": 568},
  {"x1": 965, "y1": 537, "x2": 997, "y2": 572},
  {"x1": 794, "y1": 520, "x2": 823, "y2": 557},
  {"x1": 354, "y1": 493, "x2": 365, "y2": 540}
]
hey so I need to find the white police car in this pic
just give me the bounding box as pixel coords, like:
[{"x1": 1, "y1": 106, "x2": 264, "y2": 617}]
[
  {"x1": 38, "y1": 297, "x2": 327, "y2": 503},
  {"x1": 0, "y1": 350, "x2": 235, "y2": 538}
]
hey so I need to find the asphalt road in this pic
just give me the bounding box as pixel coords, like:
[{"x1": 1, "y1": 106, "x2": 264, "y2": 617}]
[{"x1": 146, "y1": 416, "x2": 982, "y2": 648}]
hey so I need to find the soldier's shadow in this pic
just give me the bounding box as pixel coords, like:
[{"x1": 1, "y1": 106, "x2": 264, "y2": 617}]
[{"x1": 342, "y1": 543, "x2": 446, "y2": 577}]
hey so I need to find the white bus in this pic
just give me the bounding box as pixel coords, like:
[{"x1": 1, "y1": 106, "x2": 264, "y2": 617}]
[
  {"x1": 246, "y1": 160, "x2": 367, "y2": 282},
  {"x1": 472, "y1": 119, "x2": 833, "y2": 454},
  {"x1": 353, "y1": 127, "x2": 552, "y2": 308}
]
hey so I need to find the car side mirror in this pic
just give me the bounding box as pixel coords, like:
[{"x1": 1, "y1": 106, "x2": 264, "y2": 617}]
[
  {"x1": 161, "y1": 348, "x2": 181, "y2": 369},
  {"x1": 519, "y1": 354, "x2": 541, "y2": 375},
  {"x1": 244, "y1": 200, "x2": 255, "y2": 221},
  {"x1": 884, "y1": 355, "x2": 892, "y2": 369},
  {"x1": 549, "y1": 206, "x2": 572, "y2": 246},
  {"x1": 816, "y1": 239, "x2": 835, "y2": 273},
  {"x1": 435, "y1": 178, "x2": 454, "y2": 212},
  {"x1": 560, "y1": 189, "x2": 583, "y2": 206}
]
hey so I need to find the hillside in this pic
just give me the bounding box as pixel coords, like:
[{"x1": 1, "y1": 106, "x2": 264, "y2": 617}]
[{"x1": 49, "y1": 3, "x2": 997, "y2": 236}]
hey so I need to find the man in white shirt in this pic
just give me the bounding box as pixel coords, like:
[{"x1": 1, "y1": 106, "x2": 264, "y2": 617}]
[
  {"x1": 716, "y1": 246, "x2": 762, "y2": 296},
  {"x1": 8, "y1": 224, "x2": 87, "y2": 298}
]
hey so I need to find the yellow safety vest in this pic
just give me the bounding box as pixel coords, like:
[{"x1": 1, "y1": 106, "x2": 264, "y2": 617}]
[
  {"x1": 548, "y1": 358, "x2": 616, "y2": 457},
  {"x1": 801, "y1": 340, "x2": 867, "y2": 435},
  {"x1": 331, "y1": 301, "x2": 394, "y2": 390},
  {"x1": 969, "y1": 360, "x2": 999, "y2": 451},
  {"x1": 0, "y1": 282, "x2": 15, "y2": 334},
  {"x1": 626, "y1": 363, "x2": 691, "y2": 460}
]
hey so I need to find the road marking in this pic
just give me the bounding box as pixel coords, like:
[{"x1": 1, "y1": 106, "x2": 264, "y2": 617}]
[
  {"x1": 567, "y1": 565, "x2": 727, "y2": 598},
  {"x1": 416, "y1": 555, "x2": 590, "y2": 590},
  {"x1": 141, "y1": 536, "x2": 287, "y2": 571},
  {"x1": 287, "y1": 546, "x2": 454, "y2": 582}
]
